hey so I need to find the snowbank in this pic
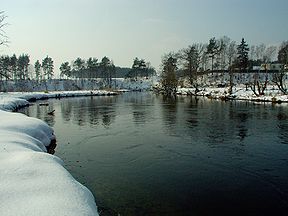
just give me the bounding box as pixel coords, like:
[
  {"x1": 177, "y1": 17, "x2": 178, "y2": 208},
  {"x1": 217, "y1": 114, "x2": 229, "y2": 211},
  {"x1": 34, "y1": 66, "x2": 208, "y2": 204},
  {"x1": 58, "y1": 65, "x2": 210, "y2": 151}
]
[
  {"x1": 177, "y1": 85, "x2": 288, "y2": 103},
  {"x1": 0, "y1": 94, "x2": 99, "y2": 215},
  {"x1": 0, "y1": 90, "x2": 118, "y2": 111}
]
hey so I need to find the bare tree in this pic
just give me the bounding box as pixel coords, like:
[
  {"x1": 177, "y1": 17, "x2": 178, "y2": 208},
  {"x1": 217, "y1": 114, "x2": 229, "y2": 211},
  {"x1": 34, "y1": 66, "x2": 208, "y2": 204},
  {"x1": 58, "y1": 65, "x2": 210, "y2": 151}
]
[
  {"x1": 0, "y1": 11, "x2": 8, "y2": 46},
  {"x1": 179, "y1": 43, "x2": 204, "y2": 91},
  {"x1": 227, "y1": 40, "x2": 237, "y2": 93}
]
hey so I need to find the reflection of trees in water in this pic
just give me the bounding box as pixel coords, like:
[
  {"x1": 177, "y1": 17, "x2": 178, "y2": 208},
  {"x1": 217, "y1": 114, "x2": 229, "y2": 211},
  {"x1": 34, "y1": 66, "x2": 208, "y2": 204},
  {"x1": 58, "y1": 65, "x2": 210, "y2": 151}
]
[
  {"x1": 99, "y1": 97, "x2": 116, "y2": 127},
  {"x1": 205, "y1": 101, "x2": 233, "y2": 146},
  {"x1": 60, "y1": 96, "x2": 117, "y2": 128},
  {"x1": 18, "y1": 102, "x2": 55, "y2": 127},
  {"x1": 277, "y1": 108, "x2": 288, "y2": 145},
  {"x1": 185, "y1": 96, "x2": 199, "y2": 128},
  {"x1": 73, "y1": 102, "x2": 86, "y2": 126},
  {"x1": 124, "y1": 92, "x2": 155, "y2": 125},
  {"x1": 228, "y1": 102, "x2": 250, "y2": 142},
  {"x1": 87, "y1": 97, "x2": 100, "y2": 126},
  {"x1": 36, "y1": 103, "x2": 55, "y2": 127},
  {"x1": 61, "y1": 100, "x2": 72, "y2": 122},
  {"x1": 161, "y1": 95, "x2": 178, "y2": 132}
]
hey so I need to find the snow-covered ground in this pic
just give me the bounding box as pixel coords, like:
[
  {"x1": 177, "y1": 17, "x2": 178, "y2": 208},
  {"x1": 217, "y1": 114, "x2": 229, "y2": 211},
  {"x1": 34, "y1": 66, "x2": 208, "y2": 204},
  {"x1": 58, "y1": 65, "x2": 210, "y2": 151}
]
[
  {"x1": 177, "y1": 85, "x2": 288, "y2": 103},
  {"x1": 0, "y1": 78, "x2": 156, "y2": 92},
  {"x1": 0, "y1": 91, "x2": 116, "y2": 216},
  {"x1": 0, "y1": 90, "x2": 118, "y2": 111}
]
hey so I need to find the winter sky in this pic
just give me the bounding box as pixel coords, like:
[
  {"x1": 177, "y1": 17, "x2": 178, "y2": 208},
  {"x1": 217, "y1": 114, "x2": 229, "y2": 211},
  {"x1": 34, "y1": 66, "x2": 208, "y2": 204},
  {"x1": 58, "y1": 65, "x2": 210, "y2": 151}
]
[{"x1": 1, "y1": 0, "x2": 288, "y2": 75}]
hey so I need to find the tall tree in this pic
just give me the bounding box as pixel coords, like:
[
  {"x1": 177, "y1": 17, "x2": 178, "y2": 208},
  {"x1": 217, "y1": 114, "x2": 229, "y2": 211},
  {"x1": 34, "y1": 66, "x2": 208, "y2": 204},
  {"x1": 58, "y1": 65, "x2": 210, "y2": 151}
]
[
  {"x1": 10, "y1": 54, "x2": 17, "y2": 80},
  {"x1": 273, "y1": 41, "x2": 288, "y2": 94},
  {"x1": 127, "y1": 57, "x2": 148, "y2": 79},
  {"x1": 160, "y1": 53, "x2": 178, "y2": 95},
  {"x1": 100, "y1": 56, "x2": 115, "y2": 87},
  {"x1": 206, "y1": 37, "x2": 220, "y2": 70},
  {"x1": 59, "y1": 62, "x2": 71, "y2": 79},
  {"x1": 72, "y1": 57, "x2": 85, "y2": 78},
  {"x1": 17, "y1": 54, "x2": 30, "y2": 80},
  {"x1": 42, "y1": 56, "x2": 54, "y2": 79},
  {"x1": 0, "y1": 55, "x2": 10, "y2": 80},
  {"x1": 237, "y1": 38, "x2": 249, "y2": 70},
  {"x1": 86, "y1": 57, "x2": 98, "y2": 79},
  {"x1": 180, "y1": 44, "x2": 201, "y2": 88},
  {"x1": 34, "y1": 60, "x2": 41, "y2": 81},
  {"x1": 278, "y1": 41, "x2": 288, "y2": 65},
  {"x1": 0, "y1": 11, "x2": 8, "y2": 46}
]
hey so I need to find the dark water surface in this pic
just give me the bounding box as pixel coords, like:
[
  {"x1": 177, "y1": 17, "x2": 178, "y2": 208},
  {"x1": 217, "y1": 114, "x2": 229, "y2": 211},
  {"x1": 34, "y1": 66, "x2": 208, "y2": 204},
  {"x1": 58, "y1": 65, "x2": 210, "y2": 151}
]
[{"x1": 19, "y1": 92, "x2": 288, "y2": 215}]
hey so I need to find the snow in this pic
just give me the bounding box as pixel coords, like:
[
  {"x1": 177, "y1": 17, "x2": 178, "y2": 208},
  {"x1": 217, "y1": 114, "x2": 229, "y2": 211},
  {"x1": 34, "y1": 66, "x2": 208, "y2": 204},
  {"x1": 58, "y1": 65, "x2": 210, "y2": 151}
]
[
  {"x1": 176, "y1": 85, "x2": 288, "y2": 103},
  {"x1": 0, "y1": 93, "x2": 100, "y2": 215},
  {"x1": 0, "y1": 90, "x2": 118, "y2": 111},
  {"x1": 0, "y1": 78, "x2": 155, "y2": 92}
]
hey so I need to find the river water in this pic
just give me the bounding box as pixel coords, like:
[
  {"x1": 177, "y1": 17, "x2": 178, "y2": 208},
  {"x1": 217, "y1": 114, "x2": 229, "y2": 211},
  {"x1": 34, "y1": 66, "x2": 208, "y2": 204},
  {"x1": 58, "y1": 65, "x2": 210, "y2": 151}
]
[{"x1": 19, "y1": 92, "x2": 288, "y2": 215}]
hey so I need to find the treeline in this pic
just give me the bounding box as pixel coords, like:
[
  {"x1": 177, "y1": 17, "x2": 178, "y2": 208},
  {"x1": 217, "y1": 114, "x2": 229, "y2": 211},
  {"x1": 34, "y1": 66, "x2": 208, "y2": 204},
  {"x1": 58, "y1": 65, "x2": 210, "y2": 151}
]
[
  {"x1": 60, "y1": 56, "x2": 156, "y2": 79},
  {"x1": 0, "y1": 54, "x2": 53, "y2": 81},
  {"x1": 0, "y1": 54, "x2": 156, "y2": 87},
  {"x1": 160, "y1": 36, "x2": 288, "y2": 95}
]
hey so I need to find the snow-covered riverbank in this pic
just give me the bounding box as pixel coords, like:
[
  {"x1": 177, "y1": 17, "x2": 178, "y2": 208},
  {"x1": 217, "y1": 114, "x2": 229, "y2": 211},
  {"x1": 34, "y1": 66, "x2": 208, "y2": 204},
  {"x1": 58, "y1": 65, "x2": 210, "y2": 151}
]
[
  {"x1": 0, "y1": 90, "x2": 118, "y2": 111},
  {"x1": 0, "y1": 91, "x2": 120, "y2": 216},
  {"x1": 176, "y1": 85, "x2": 288, "y2": 103}
]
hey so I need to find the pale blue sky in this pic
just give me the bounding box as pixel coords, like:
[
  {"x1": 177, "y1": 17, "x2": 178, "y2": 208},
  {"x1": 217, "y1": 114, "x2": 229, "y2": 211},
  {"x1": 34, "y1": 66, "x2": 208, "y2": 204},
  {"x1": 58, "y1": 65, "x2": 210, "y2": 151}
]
[{"x1": 1, "y1": 0, "x2": 288, "y2": 74}]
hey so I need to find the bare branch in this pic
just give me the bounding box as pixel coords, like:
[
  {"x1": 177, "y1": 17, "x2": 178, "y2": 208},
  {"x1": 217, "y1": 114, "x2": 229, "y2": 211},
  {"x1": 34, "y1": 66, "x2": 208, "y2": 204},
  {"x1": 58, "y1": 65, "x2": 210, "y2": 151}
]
[{"x1": 0, "y1": 11, "x2": 9, "y2": 46}]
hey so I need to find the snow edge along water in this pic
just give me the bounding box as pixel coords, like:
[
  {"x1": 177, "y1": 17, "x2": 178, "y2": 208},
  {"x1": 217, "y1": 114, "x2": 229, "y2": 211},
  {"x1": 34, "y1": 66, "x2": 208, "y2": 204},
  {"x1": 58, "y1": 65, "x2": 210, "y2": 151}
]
[{"x1": 0, "y1": 91, "x2": 119, "y2": 216}]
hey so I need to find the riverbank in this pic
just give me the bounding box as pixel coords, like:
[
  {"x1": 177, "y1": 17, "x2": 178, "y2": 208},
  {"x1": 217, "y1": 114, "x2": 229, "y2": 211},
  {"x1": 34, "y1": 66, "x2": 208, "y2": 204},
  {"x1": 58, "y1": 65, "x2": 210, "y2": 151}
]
[
  {"x1": 176, "y1": 85, "x2": 288, "y2": 103},
  {"x1": 0, "y1": 91, "x2": 121, "y2": 216}
]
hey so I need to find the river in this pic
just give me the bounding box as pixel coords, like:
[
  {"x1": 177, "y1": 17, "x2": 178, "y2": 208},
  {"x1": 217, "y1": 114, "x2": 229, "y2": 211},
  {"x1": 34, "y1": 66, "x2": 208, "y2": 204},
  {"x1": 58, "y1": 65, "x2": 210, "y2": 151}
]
[{"x1": 19, "y1": 92, "x2": 288, "y2": 216}]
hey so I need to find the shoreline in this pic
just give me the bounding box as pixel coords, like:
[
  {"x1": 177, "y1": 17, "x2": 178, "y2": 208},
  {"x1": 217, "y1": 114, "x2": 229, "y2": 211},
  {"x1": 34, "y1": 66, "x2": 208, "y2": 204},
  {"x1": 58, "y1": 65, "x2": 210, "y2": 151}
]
[
  {"x1": 175, "y1": 85, "x2": 288, "y2": 104},
  {"x1": 0, "y1": 90, "x2": 120, "y2": 216}
]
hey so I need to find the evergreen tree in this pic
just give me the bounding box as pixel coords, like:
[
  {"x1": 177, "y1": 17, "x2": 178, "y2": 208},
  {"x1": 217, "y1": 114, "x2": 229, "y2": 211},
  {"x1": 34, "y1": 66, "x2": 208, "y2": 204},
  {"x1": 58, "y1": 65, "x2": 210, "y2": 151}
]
[
  {"x1": 160, "y1": 53, "x2": 178, "y2": 95},
  {"x1": 34, "y1": 60, "x2": 41, "y2": 81},
  {"x1": 59, "y1": 62, "x2": 71, "y2": 79},
  {"x1": 10, "y1": 54, "x2": 17, "y2": 80},
  {"x1": 100, "y1": 56, "x2": 115, "y2": 87},
  {"x1": 42, "y1": 56, "x2": 54, "y2": 79},
  {"x1": 237, "y1": 38, "x2": 249, "y2": 70},
  {"x1": 0, "y1": 55, "x2": 10, "y2": 80},
  {"x1": 17, "y1": 54, "x2": 30, "y2": 80},
  {"x1": 72, "y1": 57, "x2": 85, "y2": 78},
  {"x1": 278, "y1": 41, "x2": 288, "y2": 65},
  {"x1": 206, "y1": 37, "x2": 219, "y2": 70},
  {"x1": 127, "y1": 57, "x2": 148, "y2": 79},
  {"x1": 86, "y1": 57, "x2": 98, "y2": 79}
]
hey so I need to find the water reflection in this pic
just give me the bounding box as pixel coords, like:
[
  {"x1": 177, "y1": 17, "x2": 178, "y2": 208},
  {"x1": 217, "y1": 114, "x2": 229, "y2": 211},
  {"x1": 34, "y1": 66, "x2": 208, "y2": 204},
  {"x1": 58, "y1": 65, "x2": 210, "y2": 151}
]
[
  {"x1": 18, "y1": 93, "x2": 288, "y2": 216},
  {"x1": 20, "y1": 102, "x2": 56, "y2": 127},
  {"x1": 185, "y1": 96, "x2": 199, "y2": 128},
  {"x1": 161, "y1": 95, "x2": 178, "y2": 132},
  {"x1": 277, "y1": 108, "x2": 288, "y2": 145},
  {"x1": 59, "y1": 96, "x2": 117, "y2": 128}
]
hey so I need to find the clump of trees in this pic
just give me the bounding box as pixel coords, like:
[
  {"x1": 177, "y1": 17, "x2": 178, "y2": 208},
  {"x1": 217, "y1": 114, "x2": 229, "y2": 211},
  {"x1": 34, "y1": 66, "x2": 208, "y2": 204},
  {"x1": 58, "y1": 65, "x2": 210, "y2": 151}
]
[
  {"x1": 59, "y1": 56, "x2": 116, "y2": 88},
  {"x1": 160, "y1": 53, "x2": 178, "y2": 95},
  {"x1": 126, "y1": 57, "x2": 155, "y2": 79},
  {"x1": 59, "y1": 56, "x2": 156, "y2": 88},
  {"x1": 0, "y1": 54, "x2": 54, "y2": 81},
  {"x1": 159, "y1": 36, "x2": 287, "y2": 96}
]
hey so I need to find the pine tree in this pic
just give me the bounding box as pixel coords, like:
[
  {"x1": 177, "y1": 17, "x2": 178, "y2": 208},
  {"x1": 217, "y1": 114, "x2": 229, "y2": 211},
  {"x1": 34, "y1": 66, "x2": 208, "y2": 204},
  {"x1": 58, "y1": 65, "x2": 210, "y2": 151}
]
[
  {"x1": 206, "y1": 37, "x2": 219, "y2": 70},
  {"x1": 160, "y1": 53, "x2": 178, "y2": 95},
  {"x1": 59, "y1": 62, "x2": 71, "y2": 79},
  {"x1": 278, "y1": 41, "x2": 288, "y2": 65},
  {"x1": 237, "y1": 38, "x2": 249, "y2": 70},
  {"x1": 34, "y1": 60, "x2": 41, "y2": 81},
  {"x1": 42, "y1": 56, "x2": 54, "y2": 79}
]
